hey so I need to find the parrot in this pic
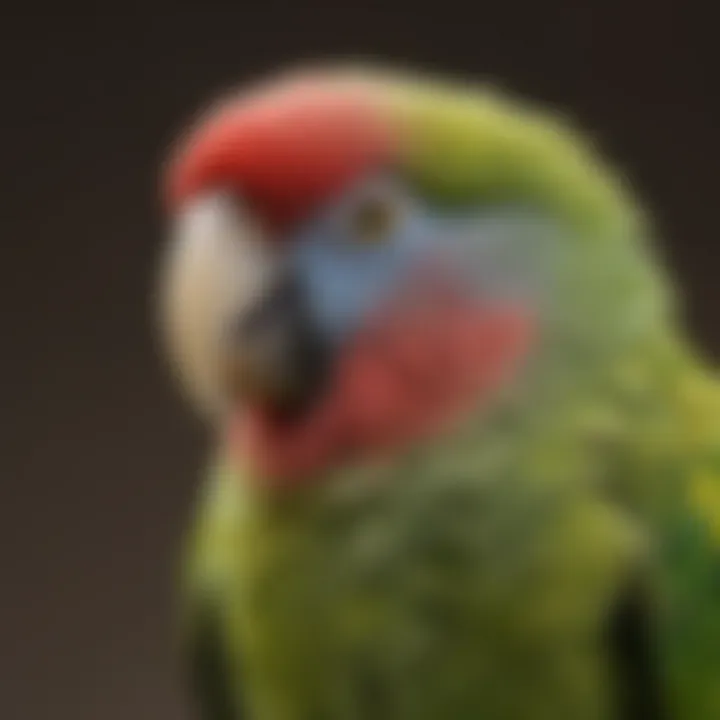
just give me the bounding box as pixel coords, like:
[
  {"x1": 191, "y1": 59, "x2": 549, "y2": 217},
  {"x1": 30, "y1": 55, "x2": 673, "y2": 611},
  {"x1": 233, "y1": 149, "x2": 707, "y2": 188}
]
[{"x1": 156, "y1": 64, "x2": 720, "y2": 720}]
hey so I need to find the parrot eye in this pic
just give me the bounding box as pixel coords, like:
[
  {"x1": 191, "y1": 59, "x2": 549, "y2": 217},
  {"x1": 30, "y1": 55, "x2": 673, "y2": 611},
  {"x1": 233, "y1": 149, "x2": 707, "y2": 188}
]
[{"x1": 350, "y1": 194, "x2": 401, "y2": 244}]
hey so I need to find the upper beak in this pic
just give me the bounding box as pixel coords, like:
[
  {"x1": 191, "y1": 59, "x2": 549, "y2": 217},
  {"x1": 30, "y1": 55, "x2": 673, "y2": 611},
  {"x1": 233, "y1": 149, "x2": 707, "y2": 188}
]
[{"x1": 158, "y1": 192, "x2": 327, "y2": 419}]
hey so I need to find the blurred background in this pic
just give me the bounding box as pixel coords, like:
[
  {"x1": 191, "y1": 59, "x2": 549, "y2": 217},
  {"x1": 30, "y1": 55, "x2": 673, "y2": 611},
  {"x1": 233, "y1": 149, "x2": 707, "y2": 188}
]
[{"x1": 1, "y1": 6, "x2": 717, "y2": 719}]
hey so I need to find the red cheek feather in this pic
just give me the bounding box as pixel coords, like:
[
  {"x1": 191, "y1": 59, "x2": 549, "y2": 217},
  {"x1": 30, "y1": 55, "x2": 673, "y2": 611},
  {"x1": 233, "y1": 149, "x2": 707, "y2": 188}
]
[{"x1": 228, "y1": 302, "x2": 534, "y2": 488}]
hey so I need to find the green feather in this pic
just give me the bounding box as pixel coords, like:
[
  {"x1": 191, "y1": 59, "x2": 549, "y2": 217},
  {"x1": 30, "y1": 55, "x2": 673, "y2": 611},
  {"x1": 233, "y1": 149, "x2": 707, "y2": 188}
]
[{"x1": 180, "y1": 67, "x2": 719, "y2": 719}]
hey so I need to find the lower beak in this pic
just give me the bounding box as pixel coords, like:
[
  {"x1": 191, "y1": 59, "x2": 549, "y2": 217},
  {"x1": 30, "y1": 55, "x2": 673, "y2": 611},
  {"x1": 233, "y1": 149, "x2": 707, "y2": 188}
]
[{"x1": 222, "y1": 273, "x2": 330, "y2": 414}]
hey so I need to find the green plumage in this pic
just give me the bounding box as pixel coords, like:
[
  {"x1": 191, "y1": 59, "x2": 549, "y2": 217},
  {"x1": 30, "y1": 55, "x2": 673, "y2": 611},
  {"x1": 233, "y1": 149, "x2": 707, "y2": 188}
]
[{"x1": 180, "y1": 70, "x2": 720, "y2": 719}]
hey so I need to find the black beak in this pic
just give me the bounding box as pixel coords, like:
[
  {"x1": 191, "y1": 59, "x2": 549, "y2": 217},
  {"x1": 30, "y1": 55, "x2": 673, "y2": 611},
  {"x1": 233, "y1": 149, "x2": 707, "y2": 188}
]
[{"x1": 223, "y1": 273, "x2": 330, "y2": 416}]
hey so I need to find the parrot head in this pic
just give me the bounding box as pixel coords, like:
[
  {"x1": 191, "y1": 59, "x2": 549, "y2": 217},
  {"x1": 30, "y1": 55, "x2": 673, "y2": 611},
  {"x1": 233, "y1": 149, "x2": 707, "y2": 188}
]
[{"x1": 158, "y1": 66, "x2": 664, "y2": 485}]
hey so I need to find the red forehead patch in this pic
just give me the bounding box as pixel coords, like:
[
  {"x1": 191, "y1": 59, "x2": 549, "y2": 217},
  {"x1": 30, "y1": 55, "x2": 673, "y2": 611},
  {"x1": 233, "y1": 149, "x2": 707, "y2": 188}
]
[{"x1": 166, "y1": 80, "x2": 396, "y2": 231}]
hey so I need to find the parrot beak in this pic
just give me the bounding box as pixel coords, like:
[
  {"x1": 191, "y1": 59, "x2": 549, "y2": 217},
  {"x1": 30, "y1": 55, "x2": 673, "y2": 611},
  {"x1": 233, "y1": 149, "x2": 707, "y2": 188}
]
[
  {"x1": 221, "y1": 270, "x2": 330, "y2": 416},
  {"x1": 158, "y1": 192, "x2": 328, "y2": 420}
]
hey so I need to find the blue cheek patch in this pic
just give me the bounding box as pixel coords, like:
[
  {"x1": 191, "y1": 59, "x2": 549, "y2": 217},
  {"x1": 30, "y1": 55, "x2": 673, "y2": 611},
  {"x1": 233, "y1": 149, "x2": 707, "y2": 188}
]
[
  {"x1": 286, "y1": 196, "x2": 563, "y2": 348},
  {"x1": 288, "y1": 210, "x2": 437, "y2": 345}
]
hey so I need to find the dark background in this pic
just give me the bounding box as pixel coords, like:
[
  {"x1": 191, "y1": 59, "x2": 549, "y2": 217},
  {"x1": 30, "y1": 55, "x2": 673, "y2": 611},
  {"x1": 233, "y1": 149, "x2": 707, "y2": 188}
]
[{"x1": 1, "y1": 6, "x2": 717, "y2": 720}]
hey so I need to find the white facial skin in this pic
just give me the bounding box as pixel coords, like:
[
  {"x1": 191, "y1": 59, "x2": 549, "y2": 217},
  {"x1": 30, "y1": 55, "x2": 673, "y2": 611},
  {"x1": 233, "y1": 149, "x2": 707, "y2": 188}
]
[{"x1": 157, "y1": 192, "x2": 277, "y2": 419}]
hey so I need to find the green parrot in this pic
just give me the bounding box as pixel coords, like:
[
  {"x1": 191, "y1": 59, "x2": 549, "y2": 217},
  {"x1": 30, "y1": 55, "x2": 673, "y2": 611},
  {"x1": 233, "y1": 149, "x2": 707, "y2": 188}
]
[{"x1": 157, "y1": 65, "x2": 720, "y2": 720}]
